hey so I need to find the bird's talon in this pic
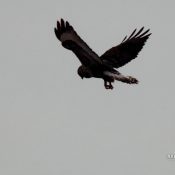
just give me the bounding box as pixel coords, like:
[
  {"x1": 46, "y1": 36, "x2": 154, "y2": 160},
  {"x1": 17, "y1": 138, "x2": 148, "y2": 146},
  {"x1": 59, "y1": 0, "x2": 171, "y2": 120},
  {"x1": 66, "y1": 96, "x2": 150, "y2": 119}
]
[
  {"x1": 105, "y1": 83, "x2": 113, "y2": 90},
  {"x1": 109, "y1": 85, "x2": 113, "y2": 89}
]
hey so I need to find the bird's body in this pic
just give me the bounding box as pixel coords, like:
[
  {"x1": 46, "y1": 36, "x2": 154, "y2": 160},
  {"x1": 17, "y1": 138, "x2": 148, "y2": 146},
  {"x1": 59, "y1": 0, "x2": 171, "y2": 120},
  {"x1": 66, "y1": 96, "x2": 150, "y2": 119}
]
[{"x1": 54, "y1": 19, "x2": 151, "y2": 89}]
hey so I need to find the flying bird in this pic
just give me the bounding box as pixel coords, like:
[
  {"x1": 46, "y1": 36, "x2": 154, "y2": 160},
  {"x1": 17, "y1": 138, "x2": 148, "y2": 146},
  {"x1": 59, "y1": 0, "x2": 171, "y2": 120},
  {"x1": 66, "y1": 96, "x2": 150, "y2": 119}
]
[{"x1": 54, "y1": 19, "x2": 151, "y2": 89}]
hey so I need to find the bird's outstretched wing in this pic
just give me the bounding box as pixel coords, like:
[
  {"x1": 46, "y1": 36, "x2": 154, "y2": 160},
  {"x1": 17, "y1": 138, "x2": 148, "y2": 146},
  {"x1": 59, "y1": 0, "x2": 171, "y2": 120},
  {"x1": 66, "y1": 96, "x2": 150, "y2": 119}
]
[
  {"x1": 54, "y1": 19, "x2": 102, "y2": 67},
  {"x1": 100, "y1": 27, "x2": 151, "y2": 68}
]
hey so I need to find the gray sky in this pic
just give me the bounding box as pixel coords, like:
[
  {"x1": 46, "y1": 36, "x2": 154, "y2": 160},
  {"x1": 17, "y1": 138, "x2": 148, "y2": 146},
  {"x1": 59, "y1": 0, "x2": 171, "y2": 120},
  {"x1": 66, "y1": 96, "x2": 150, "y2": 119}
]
[{"x1": 0, "y1": 0, "x2": 175, "y2": 174}]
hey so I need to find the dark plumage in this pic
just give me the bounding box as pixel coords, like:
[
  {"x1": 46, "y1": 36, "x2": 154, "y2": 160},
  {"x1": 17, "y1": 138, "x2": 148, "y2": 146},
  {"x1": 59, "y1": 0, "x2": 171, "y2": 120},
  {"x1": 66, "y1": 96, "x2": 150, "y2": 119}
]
[{"x1": 54, "y1": 19, "x2": 151, "y2": 89}]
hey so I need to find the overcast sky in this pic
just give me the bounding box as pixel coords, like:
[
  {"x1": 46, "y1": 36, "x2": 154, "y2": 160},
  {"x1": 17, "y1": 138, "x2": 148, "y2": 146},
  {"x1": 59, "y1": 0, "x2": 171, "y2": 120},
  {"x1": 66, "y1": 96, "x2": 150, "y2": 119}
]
[{"x1": 0, "y1": 0, "x2": 175, "y2": 175}]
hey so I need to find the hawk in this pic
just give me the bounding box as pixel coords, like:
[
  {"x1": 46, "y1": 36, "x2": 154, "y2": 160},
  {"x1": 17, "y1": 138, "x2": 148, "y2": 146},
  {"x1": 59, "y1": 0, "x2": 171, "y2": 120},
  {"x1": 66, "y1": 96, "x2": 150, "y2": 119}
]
[{"x1": 54, "y1": 19, "x2": 151, "y2": 89}]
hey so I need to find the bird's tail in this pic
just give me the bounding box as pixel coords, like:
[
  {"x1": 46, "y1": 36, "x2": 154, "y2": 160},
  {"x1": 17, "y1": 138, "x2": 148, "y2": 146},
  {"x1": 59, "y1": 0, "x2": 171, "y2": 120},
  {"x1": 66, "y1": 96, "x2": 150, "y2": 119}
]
[
  {"x1": 114, "y1": 74, "x2": 139, "y2": 84},
  {"x1": 103, "y1": 71, "x2": 139, "y2": 84}
]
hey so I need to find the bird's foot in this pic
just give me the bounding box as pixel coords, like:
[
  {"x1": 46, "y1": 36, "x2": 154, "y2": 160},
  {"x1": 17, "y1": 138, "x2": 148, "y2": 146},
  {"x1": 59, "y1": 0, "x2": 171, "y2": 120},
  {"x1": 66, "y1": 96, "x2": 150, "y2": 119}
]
[
  {"x1": 104, "y1": 81, "x2": 113, "y2": 90},
  {"x1": 105, "y1": 85, "x2": 113, "y2": 89}
]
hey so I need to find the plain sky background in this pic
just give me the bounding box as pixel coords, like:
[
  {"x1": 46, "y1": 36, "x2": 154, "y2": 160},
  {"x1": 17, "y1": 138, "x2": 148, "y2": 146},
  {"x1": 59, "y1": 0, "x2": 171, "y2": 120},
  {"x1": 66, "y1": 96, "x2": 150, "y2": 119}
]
[{"x1": 0, "y1": 0, "x2": 175, "y2": 174}]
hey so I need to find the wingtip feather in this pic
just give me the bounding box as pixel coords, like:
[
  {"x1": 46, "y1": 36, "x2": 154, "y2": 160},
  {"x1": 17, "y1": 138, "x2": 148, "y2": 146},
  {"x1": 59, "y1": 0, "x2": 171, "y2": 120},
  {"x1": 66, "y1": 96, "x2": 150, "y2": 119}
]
[
  {"x1": 60, "y1": 18, "x2": 65, "y2": 31},
  {"x1": 139, "y1": 29, "x2": 150, "y2": 38},
  {"x1": 122, "y1": 35, "x2": 127, "y2": 43},
  {"x1": 134, "y1": 27, "x2": 144, "y2": 38},
  {"x1": 128, "y1": 28, "x2": 137, "y2": 40},
  {"x1": 54, "y1": 27, "x2": 61, "y2": 40}
]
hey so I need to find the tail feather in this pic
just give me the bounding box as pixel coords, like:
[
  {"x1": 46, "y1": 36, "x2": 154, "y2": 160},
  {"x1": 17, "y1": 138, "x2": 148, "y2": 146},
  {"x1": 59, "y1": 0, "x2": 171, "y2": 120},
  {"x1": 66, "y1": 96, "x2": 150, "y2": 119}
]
[
  {"x1": 103, "y1": 71, "x2": 139, "y2": 84},
  {"x1": 114, "y1": 75, "x2": 139, "y2": 84}
]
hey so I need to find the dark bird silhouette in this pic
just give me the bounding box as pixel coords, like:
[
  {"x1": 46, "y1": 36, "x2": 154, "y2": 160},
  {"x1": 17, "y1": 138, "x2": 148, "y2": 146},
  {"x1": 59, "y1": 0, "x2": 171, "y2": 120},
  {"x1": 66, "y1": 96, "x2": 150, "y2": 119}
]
[{"x1": 54, "y1": 19, "x2": 151, "y2": 89}]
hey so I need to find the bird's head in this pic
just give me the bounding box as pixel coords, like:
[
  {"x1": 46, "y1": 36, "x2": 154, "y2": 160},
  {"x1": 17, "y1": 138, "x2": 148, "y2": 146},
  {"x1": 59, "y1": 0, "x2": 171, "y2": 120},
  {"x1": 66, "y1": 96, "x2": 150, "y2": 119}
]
[{"x1": 77, "y1": 65, "x2": 92, "y2": 79}]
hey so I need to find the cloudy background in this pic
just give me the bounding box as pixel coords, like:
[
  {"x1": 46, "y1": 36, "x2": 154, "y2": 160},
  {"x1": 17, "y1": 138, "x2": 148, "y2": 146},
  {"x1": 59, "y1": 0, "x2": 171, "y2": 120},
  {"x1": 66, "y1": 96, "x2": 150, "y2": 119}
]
[{"x1": 0, "y1": 0, "x2": 175, "y2": 174}]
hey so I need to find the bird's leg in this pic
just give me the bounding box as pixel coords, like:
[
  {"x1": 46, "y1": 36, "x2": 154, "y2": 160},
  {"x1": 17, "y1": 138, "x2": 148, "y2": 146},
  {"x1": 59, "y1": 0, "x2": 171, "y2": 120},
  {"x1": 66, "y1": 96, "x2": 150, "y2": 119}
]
[
  {"x1": 109, "y1": 82, "x2": 113, "y2": 89},
  {"x1": 104, "y1": 81, "x2": 109, "y2": 89}
]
